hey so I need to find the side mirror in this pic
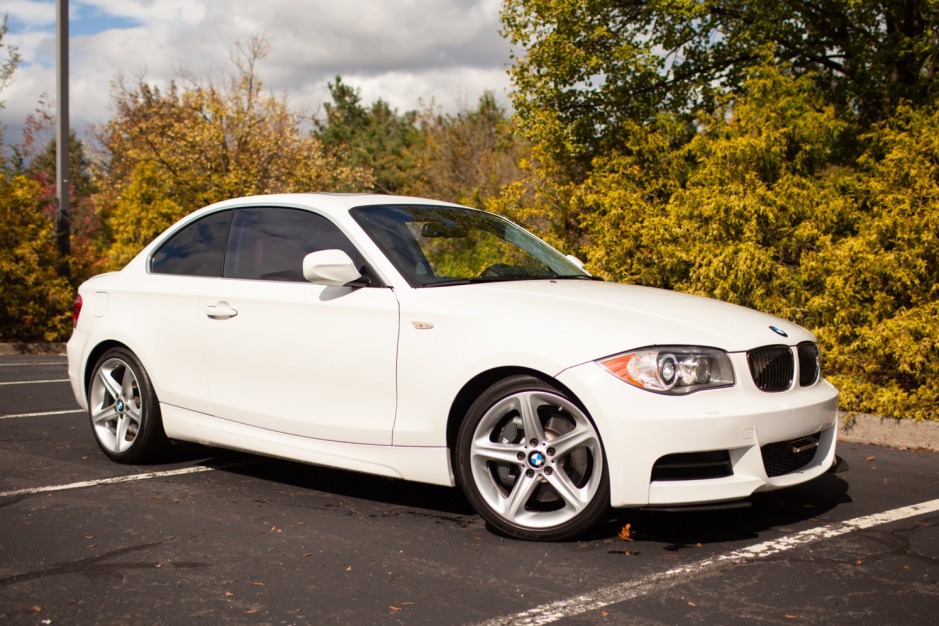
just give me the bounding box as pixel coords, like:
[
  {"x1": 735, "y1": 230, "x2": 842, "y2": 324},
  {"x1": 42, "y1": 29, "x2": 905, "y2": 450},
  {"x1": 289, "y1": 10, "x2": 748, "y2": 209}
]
[{"x1": 302, "y1": 250, "x2": 363, "y2": 286}]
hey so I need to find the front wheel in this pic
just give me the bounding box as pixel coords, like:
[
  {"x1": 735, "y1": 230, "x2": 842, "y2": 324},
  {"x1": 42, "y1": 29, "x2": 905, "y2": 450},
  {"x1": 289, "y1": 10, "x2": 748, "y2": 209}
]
[
  {"x1": 455, "y1": 376, "x2": 609, "y2": 540},
  {"x1": 87, "y1": 347, "x2": 168, "y2": 463}
]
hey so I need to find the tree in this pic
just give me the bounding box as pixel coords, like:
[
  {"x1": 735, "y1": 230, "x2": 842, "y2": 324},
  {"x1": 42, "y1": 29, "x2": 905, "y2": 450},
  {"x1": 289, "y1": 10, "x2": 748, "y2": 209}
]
[
  {"x1": 408, "y1": 92, "x2": 528, "y2": 208},
  {"x1": 576, "y1": 65, "x2": 847, "y2": 311},
  {"x1": 805, "y1": 103, "x2": 939, "y2": 420},
  {"x1": 502, "y1": 0, "x2": 939, "y2": 173},
  {"x1": 93, "y1": 37, "x2": 374, "y2": 268},
  {"x1": 314, "y1": 76, "x2": 423, "y2": 194},
  {"x1": 0, "y1": 14, "x2": 20, "y2": 107},
  {"x1": 0, "y1": 174, "x2": 73, "y2": 341}
]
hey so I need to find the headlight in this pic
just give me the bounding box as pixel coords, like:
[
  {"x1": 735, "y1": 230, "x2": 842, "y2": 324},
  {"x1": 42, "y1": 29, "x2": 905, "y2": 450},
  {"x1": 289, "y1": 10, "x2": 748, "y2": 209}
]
[{"x1": 599, "y1": 346, "x2": 735, "y2": 395}]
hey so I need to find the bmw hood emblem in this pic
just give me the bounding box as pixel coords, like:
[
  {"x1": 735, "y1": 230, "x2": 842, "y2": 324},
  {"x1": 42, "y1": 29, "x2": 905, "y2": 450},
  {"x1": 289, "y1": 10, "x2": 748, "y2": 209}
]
[{"x1": 769, "y1": 325, "x2": 789, "y2": 338}]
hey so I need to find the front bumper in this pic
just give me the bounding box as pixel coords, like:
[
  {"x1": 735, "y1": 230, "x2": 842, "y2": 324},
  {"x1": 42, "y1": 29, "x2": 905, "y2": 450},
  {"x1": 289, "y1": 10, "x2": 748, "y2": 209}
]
[{"x1": 557, "y1": 354, "x2": 840, "y2": 509}]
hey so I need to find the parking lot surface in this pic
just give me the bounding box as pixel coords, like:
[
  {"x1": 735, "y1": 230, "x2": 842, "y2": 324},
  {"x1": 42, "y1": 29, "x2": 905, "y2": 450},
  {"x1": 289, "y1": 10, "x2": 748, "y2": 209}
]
[{"x1": 1, "y1": 354, "x2": 937, "y2": 624}]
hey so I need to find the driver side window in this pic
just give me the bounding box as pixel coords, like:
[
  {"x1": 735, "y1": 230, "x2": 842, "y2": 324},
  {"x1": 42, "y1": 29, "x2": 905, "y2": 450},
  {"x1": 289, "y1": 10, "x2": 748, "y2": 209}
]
[{"x1": 223, "y1": 207, "x2": 361, "y2": 282}]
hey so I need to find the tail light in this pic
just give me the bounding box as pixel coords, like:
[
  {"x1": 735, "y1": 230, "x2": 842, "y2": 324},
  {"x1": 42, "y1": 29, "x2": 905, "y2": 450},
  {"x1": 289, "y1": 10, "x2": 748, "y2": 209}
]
[{"x1": 72, "y1": 294, "x2": 83, "y2": 325}]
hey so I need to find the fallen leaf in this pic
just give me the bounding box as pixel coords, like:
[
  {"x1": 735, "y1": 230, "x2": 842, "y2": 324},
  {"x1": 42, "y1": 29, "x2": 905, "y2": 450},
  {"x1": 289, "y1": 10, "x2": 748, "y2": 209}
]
[
  {"x1": 243, "y1": 608, "x2": 258, "y2": 614},
  {"x1": 225, "y1": 591, "x2": 234, "y2": 598},
  {"x1": 688, "y1": 601, "x2": 697, "y2": 607},
  {"x1": 866, "y1": 456, "x2": 875, "y2": 462},
  {"x1": 600, "y1": 610, "x2": 609, "y2": 617},
  {"x1": 346, "y1": 566, "x2": 353, "y2": 571},
  {"x1": 252, "y1": 582, "x2": 265, "y2": 587},
  {"x1": 618, "y1": 523, "x2": 634, "y2": 542},
  {"x1": 31, "y1": 606, "x2": 42, "y2": 613},
  {"x1": 390, "y1": 606, "x2": 402, "y2": 612},
  {"x1": 855, "y1": 559, "x2": 863, "y2": 566},
  {"x1": 785, "y1": 614, "x2": 801, "y2": 620},
  {"x1": 303, "y1": 553, "x2": 314, "y2": 558}
]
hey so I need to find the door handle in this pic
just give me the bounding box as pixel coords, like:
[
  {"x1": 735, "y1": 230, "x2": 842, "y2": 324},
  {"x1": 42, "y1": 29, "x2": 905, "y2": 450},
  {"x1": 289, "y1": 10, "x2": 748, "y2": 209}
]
[{"x1": 204, "y1": 304, "x2": 238, "y2": 319}]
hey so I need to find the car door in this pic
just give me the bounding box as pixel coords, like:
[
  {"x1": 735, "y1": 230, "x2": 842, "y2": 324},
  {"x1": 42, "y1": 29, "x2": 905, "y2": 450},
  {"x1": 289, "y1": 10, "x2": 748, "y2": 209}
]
[
  {"x1": 198, "y1": 206, "x2": 400, "y2": 445},
  {"x1": 143, "y1": 208, "x2": 235, "y2": 414}
]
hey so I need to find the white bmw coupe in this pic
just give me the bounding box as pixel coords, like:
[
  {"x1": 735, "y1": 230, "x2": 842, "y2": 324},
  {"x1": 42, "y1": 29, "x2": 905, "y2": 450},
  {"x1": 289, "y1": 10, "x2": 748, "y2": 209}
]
[{"x1": 67, "y1": 194, "x2": 840, "y2": 540}]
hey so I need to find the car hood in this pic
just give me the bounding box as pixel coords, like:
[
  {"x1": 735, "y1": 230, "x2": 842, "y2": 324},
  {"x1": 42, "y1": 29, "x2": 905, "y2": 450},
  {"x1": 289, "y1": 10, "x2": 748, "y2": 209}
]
[{"x1": 398, "y1": 279, "x2": 814, "y2": 364}]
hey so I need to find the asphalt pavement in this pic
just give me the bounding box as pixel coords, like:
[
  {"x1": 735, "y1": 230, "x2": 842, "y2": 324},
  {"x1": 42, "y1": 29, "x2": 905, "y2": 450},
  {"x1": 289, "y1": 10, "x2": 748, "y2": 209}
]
[{"x1": 1, "y1": 352, "x2": 937, "y2": 625}]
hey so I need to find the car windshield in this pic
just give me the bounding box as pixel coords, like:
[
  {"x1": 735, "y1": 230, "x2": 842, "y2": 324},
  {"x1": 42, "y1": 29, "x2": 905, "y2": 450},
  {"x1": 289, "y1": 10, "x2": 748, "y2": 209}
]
[{"x1": 350, "y1": 204, "x2": 591, "y2": 287}]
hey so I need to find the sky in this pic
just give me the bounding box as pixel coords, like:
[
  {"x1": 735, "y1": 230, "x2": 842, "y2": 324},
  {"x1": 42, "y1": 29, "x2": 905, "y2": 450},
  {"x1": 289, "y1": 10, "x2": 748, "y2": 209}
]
[{"x1": 1, "y1": 0, "x2": 515, "y2": 146}]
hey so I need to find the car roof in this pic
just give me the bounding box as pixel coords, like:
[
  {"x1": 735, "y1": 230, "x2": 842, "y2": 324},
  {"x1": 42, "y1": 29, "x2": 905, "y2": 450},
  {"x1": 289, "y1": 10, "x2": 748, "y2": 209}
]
[{"x1": 202, "y1": 193, "x2": 466, "y2": 216}]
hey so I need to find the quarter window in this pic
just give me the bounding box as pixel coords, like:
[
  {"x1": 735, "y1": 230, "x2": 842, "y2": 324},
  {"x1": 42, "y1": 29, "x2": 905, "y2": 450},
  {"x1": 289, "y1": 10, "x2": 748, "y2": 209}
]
[{"x1": 150, "y1": 210, "x2": 233, "y2": 276}]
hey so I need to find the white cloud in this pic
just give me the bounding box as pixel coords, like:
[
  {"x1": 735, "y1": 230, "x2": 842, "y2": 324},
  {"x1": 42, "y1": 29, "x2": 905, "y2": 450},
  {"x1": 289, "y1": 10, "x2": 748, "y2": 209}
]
[{"x1": 1, "y1": 0, "x2": 514, "y2": 146}]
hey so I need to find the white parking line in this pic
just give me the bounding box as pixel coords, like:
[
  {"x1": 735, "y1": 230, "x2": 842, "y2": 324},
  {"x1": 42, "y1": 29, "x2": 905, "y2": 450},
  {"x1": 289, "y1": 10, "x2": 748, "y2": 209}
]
[
  {"x1": 0, "y1": 409, "x2": 84, "y2": 420},
  {"x1": 0, "y1": 465, "x2": 222, "y2": 499},
  {"x1": 0, "y1": 378, "x2": 70, "y2": 386},
  {"x1": 478, "y1": 498, "x2": 939, "y2": 626}
]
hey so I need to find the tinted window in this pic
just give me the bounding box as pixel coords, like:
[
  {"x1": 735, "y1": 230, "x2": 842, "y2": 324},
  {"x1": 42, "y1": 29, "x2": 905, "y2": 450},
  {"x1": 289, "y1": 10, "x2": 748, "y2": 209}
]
[
  {"x1": 151, "y1": 210, "x2": 233, "y2": 276},
  {"x1": 224, "y1": 207, "x2": 362, "y2": 282}
]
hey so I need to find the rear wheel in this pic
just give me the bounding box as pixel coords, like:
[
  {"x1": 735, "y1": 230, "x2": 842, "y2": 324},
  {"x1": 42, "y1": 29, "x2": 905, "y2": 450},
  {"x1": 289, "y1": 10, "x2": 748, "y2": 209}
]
[
  {"x1": 88, "y1": 347, "x2": 167, "y2": 463},
  {"x1": 455, "y1": 375, "x2": 609, "y2": 540}
]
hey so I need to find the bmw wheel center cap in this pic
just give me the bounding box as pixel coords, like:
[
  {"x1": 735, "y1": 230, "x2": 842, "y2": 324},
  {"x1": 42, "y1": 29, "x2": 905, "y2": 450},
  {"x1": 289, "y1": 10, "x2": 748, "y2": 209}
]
[{"x1": 529, "y1": 451, "x2": 546, "y2": 468}]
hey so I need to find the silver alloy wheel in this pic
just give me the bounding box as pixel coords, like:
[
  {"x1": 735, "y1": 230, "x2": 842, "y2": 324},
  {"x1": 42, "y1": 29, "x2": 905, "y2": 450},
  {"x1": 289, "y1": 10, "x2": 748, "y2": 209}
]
[
  {"x1": 468, "y1": 389, "x2": 604, "y2": 530},
  {"x1": 89, "y1": 356, "x2": 144, "y2": 454}
]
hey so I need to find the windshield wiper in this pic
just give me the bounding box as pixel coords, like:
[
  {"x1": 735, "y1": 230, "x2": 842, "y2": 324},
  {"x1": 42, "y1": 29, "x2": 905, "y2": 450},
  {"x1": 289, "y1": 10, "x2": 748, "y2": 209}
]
[
  {"x1": 550, "y1": 274, "x2": 604, "y2": 281},
  {"x1": 420, "y1": 276, "x2": 540, "y2": 287}
]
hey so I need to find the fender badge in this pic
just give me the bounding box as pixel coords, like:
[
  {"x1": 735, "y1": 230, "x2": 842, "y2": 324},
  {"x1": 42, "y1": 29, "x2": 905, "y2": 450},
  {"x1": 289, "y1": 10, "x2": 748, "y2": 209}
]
[
  {"x1": 769, "y1": 325, "x2": 788, "y2": 338},
  {"x1": 412, "y1": 321, "x2": 434, "y2": 330}
]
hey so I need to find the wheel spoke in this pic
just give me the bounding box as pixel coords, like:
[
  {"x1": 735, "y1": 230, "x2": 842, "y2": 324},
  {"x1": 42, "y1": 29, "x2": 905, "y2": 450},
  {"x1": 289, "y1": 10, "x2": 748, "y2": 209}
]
[
  {"x1": 98, "y1": 365, "x2": 122, "y2": 400},
  {"x1": 549, "y1": 423, "x2": 598, "y2": 457},
  {"x1": 121, "y1": 367, "x2": 136, "y2": 399},
  {"x1": 91, "y1": 404, "x2": 118, "y2": 427},
  {"x1": 500, "y1": 471, "x2": 540, "y2": 519},
  {"x1": 115, "y1": 413, "x2": 132, "y2": 449},
  {"x1": 544, "y1": 466, "x2": 590, "y2": 510},
  {"x1": 472, "y1": 438, "x2": 525, "y2": 465},
  {"x1": 517, "y1": 393, "x2": 547, "y2": 441}
]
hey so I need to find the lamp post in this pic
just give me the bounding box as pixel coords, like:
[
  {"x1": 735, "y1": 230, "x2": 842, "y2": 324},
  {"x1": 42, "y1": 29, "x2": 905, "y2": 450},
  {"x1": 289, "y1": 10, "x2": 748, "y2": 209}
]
[{"x1": 55, "y1": 0, "x2": 70, "y2": 273}]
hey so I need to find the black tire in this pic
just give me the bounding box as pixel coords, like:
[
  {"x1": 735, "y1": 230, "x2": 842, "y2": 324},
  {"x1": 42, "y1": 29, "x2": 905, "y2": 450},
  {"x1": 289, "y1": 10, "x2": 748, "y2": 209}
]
[
  {"x1": 87, "y1": 347, "x2": 168, "y2": 463},
  {"x1": 454, "y1": 375, "x2": 610, "y2": 540}
]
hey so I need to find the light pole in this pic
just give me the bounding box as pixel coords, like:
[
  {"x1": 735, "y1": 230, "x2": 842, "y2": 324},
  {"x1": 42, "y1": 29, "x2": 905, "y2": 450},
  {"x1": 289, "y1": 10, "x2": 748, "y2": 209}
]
[{"x1": 55, "y1": 0, "x2": 70, "y2": 273}]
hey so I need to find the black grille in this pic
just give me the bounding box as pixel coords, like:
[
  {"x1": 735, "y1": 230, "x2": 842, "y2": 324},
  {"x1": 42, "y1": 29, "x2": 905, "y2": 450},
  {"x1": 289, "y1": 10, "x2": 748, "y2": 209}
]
[
  {"x1": 798, "y1": 342, "x2": 820, "y2": 386},
  {"x1": 761, "y1": 437, "x2": 819, "y2": 477},
  {"x1": 747, "y1": 345, "x2": 794, "y2": 392},
  {"x1": 651, "y1": 451, "x2": 733, "y2": 481}
]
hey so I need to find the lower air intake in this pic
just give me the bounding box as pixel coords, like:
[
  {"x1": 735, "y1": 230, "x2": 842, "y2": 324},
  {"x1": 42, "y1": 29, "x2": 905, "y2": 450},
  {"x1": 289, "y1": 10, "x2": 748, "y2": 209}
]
[{"x1": 761, "y1": 436, "x2": 819, "y2": 477}]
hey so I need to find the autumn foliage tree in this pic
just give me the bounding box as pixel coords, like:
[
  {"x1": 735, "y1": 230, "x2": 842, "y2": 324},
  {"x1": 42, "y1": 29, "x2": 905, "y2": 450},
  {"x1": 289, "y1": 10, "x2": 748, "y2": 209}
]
[{"x1": 93, "y1": 37, "x2": 374, "y2": 268}]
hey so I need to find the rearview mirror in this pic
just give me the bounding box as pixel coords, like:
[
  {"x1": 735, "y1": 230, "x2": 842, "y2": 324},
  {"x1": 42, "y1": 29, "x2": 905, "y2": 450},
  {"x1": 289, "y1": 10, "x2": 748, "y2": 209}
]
[
  {"x1": 302, "y1": 250, "x2": 363, "y2": 286},
  {"x1": 421, "y1": 221, "x2": 467, "y2": 238}
]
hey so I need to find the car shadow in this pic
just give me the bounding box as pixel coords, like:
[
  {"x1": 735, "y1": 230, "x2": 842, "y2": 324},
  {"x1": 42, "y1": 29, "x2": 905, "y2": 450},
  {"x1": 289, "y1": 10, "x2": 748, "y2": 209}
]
[
  {"x1": 163, "y1": 441, "x2": 476, "y2": 517},
  {"x1": 591, "y1": 473, "x2": 852, "y2": 549},
  {"x1": 161, "y1": 442, "x2": 853, "y2": 546}
]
